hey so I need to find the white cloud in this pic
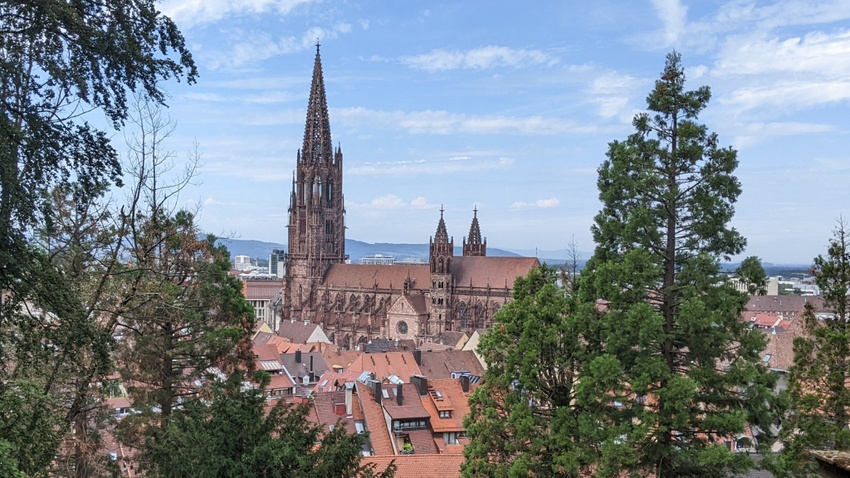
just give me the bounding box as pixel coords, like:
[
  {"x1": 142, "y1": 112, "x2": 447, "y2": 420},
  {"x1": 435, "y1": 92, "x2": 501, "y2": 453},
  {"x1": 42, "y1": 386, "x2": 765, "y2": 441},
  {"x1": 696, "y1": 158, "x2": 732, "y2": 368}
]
[
  {"x1": 402, "y1": 46, "x2": 558, "y2": 73},
  {"x1": 350, "y1": 194, "x2": 437, "y2": 210},
  {"x1": 730, "y1": 121, "x2": 837, "y2": 148},
  {"x1": 160, "y1": 0, "x2": 316, "y2": 29},
  {"x1": 721, "y1": 79, "x2": 850, "y2": 113},
  {"x1": 510, "y1": 198, "x2": 560, "y2": 209},
  {"x1": 203, "y1": 23, "x2": 352, "y2": 71},
  {"x1": 587, "y1": 72, "x2": 646, "y2": 121},
  {"x1": 651, "y1": 0, "x2": 688, "y2": 45},
  {"x1": 336, "y1": 107, "x2": 598, "y2": 136},
  {"x1": 347, "y1": 156, "x2": 512, "y2": 177},
  {"x1": 715, "y1": 30, "x2": 850, "y2": 78}
]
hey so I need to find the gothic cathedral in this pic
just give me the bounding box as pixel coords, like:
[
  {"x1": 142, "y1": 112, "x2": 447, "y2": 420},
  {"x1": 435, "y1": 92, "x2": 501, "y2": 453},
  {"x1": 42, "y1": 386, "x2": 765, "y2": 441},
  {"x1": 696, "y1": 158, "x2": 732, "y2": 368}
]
[{"x1": 280, "y1": 47, "x2": 539, "y2": 349}]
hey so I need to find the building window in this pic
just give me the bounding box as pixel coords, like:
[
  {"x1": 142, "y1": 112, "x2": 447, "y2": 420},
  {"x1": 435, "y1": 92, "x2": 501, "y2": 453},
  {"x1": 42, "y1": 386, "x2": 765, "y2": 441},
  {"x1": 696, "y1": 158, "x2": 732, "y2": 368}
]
[
  {"x1": 439, "y1": 410, "x2": 451, "y2": 419},
  {"x1": 397, "y1": 321, "x2": 408, "y2": 334},
  {"x1": 444, "y1": 432, "x2": 459, "y2": 445},
  {"x1": 393, "y1": 419, "x2": 426, "y2": 431}
]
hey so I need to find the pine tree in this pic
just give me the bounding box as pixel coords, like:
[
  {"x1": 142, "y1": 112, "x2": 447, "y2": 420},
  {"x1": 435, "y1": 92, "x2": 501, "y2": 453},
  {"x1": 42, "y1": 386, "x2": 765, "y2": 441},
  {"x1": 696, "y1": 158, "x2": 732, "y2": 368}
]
[
  {"x1": 781, "y1": 220, "x2": 850, "y2": 476},
  {"x1": 463, "y1": 266, "x2": 601, "y2": 477},
  {"x1": 144, "y1": 373, "x2": 396, "y2": 478},
  {"x1": 580, "y1": 51, "x2": 779, "y2": 477}
]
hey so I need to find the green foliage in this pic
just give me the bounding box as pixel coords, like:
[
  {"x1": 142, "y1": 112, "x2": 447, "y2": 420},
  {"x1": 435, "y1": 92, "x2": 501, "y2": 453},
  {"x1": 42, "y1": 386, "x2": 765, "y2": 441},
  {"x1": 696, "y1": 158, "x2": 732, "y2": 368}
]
[
  {"x1": 0, "y1": 2, "x2": 195, "y2": 474},
  {"x1": 144, "y1": 373, "x2": 395, "y2": 478},
  {"x1": 737, "y1": 256, "x2": 768, "y2": 295},
  {"x1": 581, "y1": 51, "x2": 779, "y2": 477},
  {"x1": 781, "y1": 220, "x2": 850, "y2": 476},
  {"x1": 116, "y1": 209, "x2": 255, "y2": 438},
  {"x1": 463, "y1": 265, "x2": 600, "y2": 477}
]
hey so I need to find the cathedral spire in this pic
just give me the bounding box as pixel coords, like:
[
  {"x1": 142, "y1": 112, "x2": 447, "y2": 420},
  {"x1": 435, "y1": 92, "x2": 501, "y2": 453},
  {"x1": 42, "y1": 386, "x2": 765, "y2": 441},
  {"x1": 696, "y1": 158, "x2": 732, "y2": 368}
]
[
  {"x1": 434, "y1": 205, "x2": 449, "y2": 243},
  {"x1": 463, "y1": 206, "x2": 487, "y2": 256},
  {"x1": 302, "y1": 42, "x2": 333, "y2": 163}
]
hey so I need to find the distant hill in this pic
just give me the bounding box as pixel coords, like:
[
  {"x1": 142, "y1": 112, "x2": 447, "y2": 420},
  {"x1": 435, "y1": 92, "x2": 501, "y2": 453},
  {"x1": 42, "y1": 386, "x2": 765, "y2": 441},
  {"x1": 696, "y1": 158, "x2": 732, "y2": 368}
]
[
  {"x1": 215, "y1": 238, "x2": 809, "y2": 276},
  {"x1": 217, "y1": 237, "x2": 526, "y2": 264}
]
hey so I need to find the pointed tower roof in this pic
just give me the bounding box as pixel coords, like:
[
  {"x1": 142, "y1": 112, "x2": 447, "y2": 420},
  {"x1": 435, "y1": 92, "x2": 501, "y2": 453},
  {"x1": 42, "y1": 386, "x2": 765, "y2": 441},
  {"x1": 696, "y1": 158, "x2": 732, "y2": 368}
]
[
  {"x1": 435, "y1": 206, "x2": 449, "y2": 243},
  {"x1": 467, "y1": 207, "x2": 482, "y2": 244},
  {"x1": 302, "y1": 42, "x2": 333, "y2": 163},
  {"x1": 463, "y1": 206, "x2": 487, "y2": 257}
]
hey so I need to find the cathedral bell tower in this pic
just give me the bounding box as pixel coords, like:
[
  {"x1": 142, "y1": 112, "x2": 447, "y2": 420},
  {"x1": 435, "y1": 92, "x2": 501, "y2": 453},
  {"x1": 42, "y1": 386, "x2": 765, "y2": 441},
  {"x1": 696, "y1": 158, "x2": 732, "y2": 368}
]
[
  {"x1": 462, "y1": 207, "x2": 486, "y2": 256},
  {"x1": 283, "y1": 44, "x2": 346, "y2": 322},
  {"x1": 429, "y1": 207, "x2": 453, "y2": 331}
]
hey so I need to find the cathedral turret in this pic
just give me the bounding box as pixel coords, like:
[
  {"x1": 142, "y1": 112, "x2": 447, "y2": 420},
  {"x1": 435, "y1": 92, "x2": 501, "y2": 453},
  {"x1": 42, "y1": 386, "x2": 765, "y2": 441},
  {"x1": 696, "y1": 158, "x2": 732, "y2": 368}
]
[
  {"x1": 429, "y1": 207, "x2": 453, "y2": 331},
  {"x1": 283, "y1": 44, "x2": 346, "y2": 322},
  {"x1": 462, "y1": 207, "x2": 487, "y2": 257}
]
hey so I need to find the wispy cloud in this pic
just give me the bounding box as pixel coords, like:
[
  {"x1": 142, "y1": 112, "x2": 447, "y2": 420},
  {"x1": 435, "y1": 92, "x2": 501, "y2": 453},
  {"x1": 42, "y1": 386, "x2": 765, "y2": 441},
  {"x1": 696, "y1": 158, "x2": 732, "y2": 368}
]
[
  {"x1": 510, "y1": 198, "x2": 560, "y2": 209},
  {"x1": 347, "y1": 156, "x2": 514, "y2": 177},
  {"x1": 651, "y1": 0, "x2": 688, "y2": 45},
  {"x1": 203, "y1": 24, "x2": 352, "y2": 71},
  {"x1": 337, "y1": 107, "x2": 598, "y2": 135},
  {"x1": 349, "y1": 194, "x2": 436, "y2": 210},
  {"x1": 586, "y1": 72, "x2": 646, "y2": 121},
  {"x1": 160, "y1": 0, "x2": 316, "y2": 29},
  {"x1": 402, "y1": 46, "x2": 558, "y2": 73},
  {"x1": 730, "y1": 121, "x2": 837, "y2": 148}
]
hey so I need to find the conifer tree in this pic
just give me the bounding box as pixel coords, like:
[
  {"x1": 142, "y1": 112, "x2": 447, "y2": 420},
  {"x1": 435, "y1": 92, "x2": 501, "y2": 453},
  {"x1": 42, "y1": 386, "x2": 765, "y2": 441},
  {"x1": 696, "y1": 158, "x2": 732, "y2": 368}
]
[
  {"x1": 463, "y1": 266, "x2": 601, "y2": 477},
  {"x1": 580, "y1": 51, "x2": 779, "y2": 477},
  {"x1": 781, "y1": 220, "x2": 850, "y2": 476}
]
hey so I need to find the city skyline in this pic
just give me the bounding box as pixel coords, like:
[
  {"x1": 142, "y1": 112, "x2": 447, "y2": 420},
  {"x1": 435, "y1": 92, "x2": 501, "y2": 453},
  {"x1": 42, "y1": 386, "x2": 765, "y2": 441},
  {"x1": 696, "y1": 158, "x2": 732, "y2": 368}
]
[{"x1": 119, "y1": 0, "x2": 850, "y2": 264}]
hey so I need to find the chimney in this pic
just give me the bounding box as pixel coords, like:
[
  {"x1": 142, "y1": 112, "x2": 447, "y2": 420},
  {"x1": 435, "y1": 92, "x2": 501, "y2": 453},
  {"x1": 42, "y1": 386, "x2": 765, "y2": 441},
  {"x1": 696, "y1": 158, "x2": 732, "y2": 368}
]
[
  {"x1": 460, "y1": 375, "x2": 470, "y2": 393},
  {"x1": 413, "y1": 349, "x2": 422, "y2": 366},
  {"x1": 345, "y1": 382, "x2": 353, "y2": 415},
  {"x1": 396, "y1": 383, "x2": 403, "y2": 406},
  {"x1": 411, "y1": 375, "x2": 428, "y2": 396},
  {"x1": 309, "y1": 355, "x2": 314, "y2": 372},
  {"x1": 372, "y1": 381, "x2": 382, "y2": 405},
  {"x1": 295, "y1": 350, "x2": 302, "y2": 364}
]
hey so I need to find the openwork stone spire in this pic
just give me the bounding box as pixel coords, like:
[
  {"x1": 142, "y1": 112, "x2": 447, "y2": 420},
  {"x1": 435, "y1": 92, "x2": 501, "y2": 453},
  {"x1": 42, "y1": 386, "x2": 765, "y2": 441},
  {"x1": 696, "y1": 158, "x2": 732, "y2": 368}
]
[
  {"x1": 284, "y1": 45, "x2": 346, "y2": 321},
  {"x1": 463, "y1": 206, "x2": 486, "y2": 257},
  {"x1": 301, "y1": 42, "x2": 333, "y2": 164},
  {"x1": 434, "y1": 205, "x2": 449, "y2": 243}
]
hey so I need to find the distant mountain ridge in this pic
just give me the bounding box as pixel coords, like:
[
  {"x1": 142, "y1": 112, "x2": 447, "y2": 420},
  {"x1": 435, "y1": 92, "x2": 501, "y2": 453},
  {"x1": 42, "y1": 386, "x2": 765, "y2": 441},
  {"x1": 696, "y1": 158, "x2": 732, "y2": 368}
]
[
  {"x1": 214, "y1": 237, "x2": 809, "y2": 276},
  {"x1": 215, "y1": 237, "x2": 574, "y2": 265}
]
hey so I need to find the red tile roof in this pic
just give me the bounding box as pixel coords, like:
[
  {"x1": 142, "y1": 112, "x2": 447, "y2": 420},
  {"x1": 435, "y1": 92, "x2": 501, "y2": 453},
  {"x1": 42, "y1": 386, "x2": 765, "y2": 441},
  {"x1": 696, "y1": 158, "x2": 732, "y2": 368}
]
[
  {"x1": 349, "y1": 352, "x2": 422, "y2": 383},
  {"x1": 417, "y1": 350, "x2": 485, "y2": 380},
  {"x1": 407, "y1": 428, "x2": 439, "y2": 455},
  {"x1": 309, "y1": 390, "x2": 359, "y2": 435},
  {"x1": 362, "y1": 454, "x2": 464, "y2": 477},
  {"x1": 356, "y1": 382, "x2": 395, "y2": 456},
  {"x1": 324, "y1": 264, "x2": 431, "y2": 291},
  {"x1": 452, "y1": 256, "x2": 540, "y2": 289},
  {"x1": 419, "y1": 378, "x2": 472, "y2": 434},
  {"x1": 381, "y1": 383, "x2": 430, "y2": 420},
  {"x1": 242, "y1": 279, "x2": 283, "y2": 300}
]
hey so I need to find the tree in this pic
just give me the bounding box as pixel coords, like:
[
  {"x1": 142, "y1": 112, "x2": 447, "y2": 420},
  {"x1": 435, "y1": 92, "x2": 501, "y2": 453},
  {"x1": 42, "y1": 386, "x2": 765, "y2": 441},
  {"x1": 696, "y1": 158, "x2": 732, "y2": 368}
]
[
  {"x1": 144, "y1": 373, "x2": 395, "y2": 478},
  {"x1": 0, "y1": 2, "x2": 195, "y2": 473},
  {"x1": 463, "y1": 266, "x2": 601, "y2": 477},
  {"x1": 580, "y1": 51, "x2": 779, "y2": 477},
  {"x1": 737, "y1": 256, "x2": 768, "y2": 296},
  {"x1": 781, "y1": 219, "x2": 850, "y2": 476}
]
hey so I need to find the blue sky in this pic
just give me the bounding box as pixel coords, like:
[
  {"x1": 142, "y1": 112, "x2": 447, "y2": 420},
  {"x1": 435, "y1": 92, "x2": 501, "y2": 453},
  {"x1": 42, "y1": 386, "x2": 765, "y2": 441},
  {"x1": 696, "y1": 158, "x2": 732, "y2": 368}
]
[{"x1": 136, "y1": 0, "x2": 850, "y2": 264}]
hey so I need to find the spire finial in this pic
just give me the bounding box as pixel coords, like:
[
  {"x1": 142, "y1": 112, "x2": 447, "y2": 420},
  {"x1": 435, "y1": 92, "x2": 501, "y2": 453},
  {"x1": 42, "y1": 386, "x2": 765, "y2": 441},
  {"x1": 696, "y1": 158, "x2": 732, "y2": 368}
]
[
  {"x1": 316, "y1": 38, "x2": 321, "y2": 54},
  {"x1": 440, "y1": 205, "x2": 444, "y2": 218}
]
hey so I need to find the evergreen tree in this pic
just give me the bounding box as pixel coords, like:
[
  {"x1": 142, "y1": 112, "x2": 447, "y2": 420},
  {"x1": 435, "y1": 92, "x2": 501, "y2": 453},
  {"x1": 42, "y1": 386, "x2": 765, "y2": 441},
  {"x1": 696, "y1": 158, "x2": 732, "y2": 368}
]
[
  {"x1": 0, "y1": 2, "x2": 195, "y2": 474},
  {"x1": 781, "y1": 220, "x2": 850, "y2": 476},
  {"x1": 463, "y1": 266, "x2": 601, "y2": 477},
  {"x1": 144, "y1": 373, "x2": 395, "y2": 478},
  {"x1": 581, "y1": 51, "x2": 779, "y2": 477}
]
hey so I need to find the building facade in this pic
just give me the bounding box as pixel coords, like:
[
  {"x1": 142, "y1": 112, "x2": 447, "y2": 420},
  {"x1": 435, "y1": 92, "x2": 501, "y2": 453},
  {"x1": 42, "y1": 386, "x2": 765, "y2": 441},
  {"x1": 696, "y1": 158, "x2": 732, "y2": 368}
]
[{"x1": 279, "y1": 47, "x2": 538, "y2": 348}]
